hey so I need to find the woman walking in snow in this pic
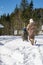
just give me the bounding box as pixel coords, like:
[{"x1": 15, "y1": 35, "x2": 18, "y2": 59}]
[{"x1": 23, "y1": 18, "x2": 37, "y2": 45}]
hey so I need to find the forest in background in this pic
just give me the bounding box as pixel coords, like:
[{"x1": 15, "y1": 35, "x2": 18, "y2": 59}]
[{"x1": 0, "y1": 0, "x2": 43, "y2": 35}]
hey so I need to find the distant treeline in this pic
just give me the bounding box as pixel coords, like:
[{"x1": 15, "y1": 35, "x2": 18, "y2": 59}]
[{"x1": 0, "y1": 0, "x2": 43, "y2": 35}]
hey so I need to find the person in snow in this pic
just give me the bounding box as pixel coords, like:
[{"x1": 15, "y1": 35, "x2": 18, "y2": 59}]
[{"x1": 23, "y1": 18, "x2": 37, "y2": 45}]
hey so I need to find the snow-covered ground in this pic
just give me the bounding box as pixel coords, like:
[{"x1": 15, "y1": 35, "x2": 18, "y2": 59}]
[{"x1": 0, "y1": 35, "x2": 43, "y2": 65}]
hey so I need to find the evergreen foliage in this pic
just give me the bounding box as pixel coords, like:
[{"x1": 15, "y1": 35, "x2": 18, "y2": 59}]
[{"x1": 0, "y1": 0, "x2": 43, "y2": 35}]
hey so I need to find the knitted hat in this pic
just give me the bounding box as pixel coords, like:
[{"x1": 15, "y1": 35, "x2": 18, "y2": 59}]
[{"x1": 29, "y1": 18, "x2": 34, "y2": 24}]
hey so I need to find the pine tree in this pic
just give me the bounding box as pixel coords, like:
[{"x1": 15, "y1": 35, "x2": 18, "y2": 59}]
[
  {"x1": 20, "y1": 0, "x2": 29, "y2": 27},
  {"x1": 14, "y1": 4, "x2": 19, "y2": 15},
  {"x1": 29, "y1": 0, "x2": 33, "y2": 11},
  {"x1": 29, "y1": 0, "x2": 33, "y2": 18},
  {"x1": 20, "y1": 0, "x2": 28, "y2": 11}
]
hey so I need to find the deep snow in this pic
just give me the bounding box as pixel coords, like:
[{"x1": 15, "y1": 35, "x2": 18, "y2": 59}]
[{"x1": 0, "y1": 35, "x2": 43, "y2": 65}]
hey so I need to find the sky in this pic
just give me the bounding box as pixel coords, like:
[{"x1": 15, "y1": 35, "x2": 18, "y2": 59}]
[{"x1": 0, "y1": 0, "x2": 43, "y2": 16}]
